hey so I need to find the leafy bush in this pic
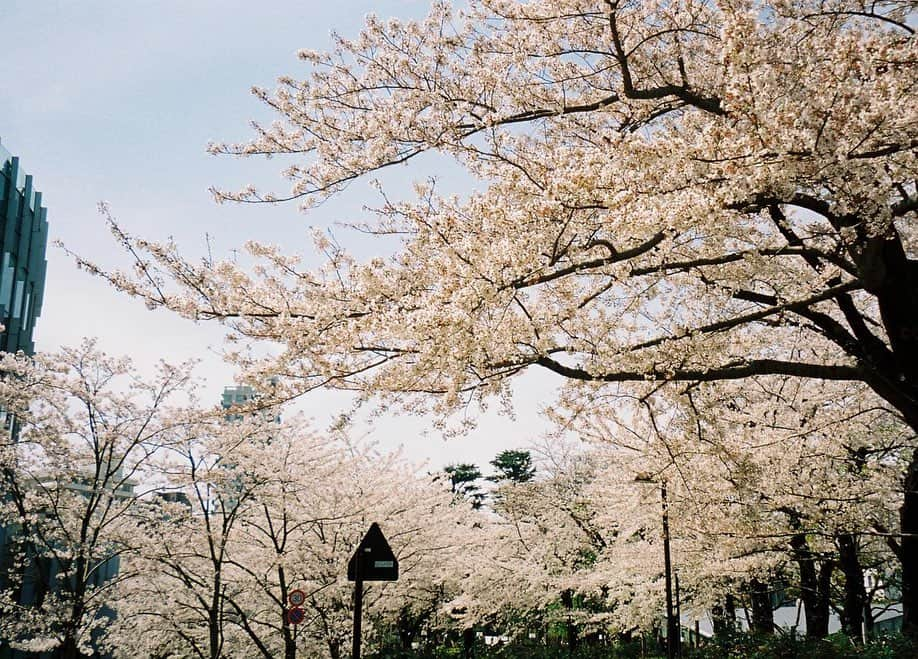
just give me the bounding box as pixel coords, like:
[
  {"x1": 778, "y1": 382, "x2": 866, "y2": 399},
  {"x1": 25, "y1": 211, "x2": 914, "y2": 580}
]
[
  {"x1": 685, "y1": 631, "x2": 917, "y2": 659},
  {"x1": 369, "y1": 632, "x2": 917, "y2": 658}
]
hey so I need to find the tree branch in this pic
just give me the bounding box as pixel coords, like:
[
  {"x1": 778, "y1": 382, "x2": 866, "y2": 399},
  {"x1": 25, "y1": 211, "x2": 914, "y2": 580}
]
[{"x1": 534, "y1": 355, "x2": 864, "y2": 383}]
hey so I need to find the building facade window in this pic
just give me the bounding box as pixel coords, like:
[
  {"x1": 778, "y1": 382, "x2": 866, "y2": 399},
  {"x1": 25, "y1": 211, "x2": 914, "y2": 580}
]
[{"x1": 0, "y1": 140, "x2": 48, "y2": 356}]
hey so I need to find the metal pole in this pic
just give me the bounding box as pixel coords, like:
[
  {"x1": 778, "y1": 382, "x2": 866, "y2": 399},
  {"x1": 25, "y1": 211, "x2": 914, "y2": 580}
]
[
  {"x1": 661, "y1": 482, "x2": 678, "y2": 659},
  {"x1": 352, "y1": 578, "x2": 363, "y2": 659},
  {"x1": 675, "y1": 572, "x2": 682, "y2": 657}
]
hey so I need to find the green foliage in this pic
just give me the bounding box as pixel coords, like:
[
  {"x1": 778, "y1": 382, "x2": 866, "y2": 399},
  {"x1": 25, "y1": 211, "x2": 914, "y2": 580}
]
[
  {"x1": 370, "y1": 633, "x2": 917, "y2": 659},
  {"x1": 486, "y1": 642, "x2": 645, "y2": 658},
  {"x1": 488, "y1": 450, "x2": 536, "y2": 483},
  {"x1": 444, "y1": 463, "x2": 485, "y2": 508},
  {"x1": 685, "y1": 631, "x2": 918, "y2": 659}
]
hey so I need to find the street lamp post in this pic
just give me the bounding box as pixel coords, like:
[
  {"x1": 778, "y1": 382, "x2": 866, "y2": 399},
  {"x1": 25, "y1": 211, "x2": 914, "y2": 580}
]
[{"x1": 636, "y1": 474, "x2": 680, "y2": 659}]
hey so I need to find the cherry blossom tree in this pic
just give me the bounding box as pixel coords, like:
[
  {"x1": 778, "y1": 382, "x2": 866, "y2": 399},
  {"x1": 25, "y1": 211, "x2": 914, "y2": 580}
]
[
  {"x1": 483, "y1": 449, "x2": 618, "y2": 645},
  {"x1": 102, "y1": 414, "x2": 279, "y2": 659},
  {"x1": 106, "y1": 416, "x2": 483, "y2": 659},
  {"x1": 563, "y1": 374, "x2": 912, "y2": 641},
  {"x1": 74, "y1": 0, "x2": 917, "y2": 635},
  {"x1": 0, "y1": 341, "x2": 195, "y2": 658}
]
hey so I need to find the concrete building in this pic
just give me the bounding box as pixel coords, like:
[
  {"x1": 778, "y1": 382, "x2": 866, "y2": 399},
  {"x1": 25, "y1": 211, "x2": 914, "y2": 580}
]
[
  {"x1": 221, "y1": 381, "x2": 280, "y2": 424},
  {"x1": 0, "y1": 139, "x2": 48, "y2": 356},
  {"x1": 221, "y1": 384, "x2": 258, "y2": 418}
]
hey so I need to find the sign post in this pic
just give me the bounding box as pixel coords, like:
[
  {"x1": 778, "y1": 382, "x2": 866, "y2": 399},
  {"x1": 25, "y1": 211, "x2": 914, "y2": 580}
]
[
  {"x1": 348, "y1": 523, "x2": 399, "y2": 659},
  {"x1": 352, "y1": 573, "x2": 363, "y2": 659}
]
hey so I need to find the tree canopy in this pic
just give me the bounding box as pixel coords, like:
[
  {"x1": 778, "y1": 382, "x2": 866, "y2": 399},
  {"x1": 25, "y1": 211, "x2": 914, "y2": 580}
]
[
  {"x1": 489, "y1": 449, "x2": 536, "y2": 483},
  {"x1": 86, "y1": 0, "x2": 916, "y2": 425},
  {"x1": 75, "y1": 0, "x2": 917, "y2": 636}
]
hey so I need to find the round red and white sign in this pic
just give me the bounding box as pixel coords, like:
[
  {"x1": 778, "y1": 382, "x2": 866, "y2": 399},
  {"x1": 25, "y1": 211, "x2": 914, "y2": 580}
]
[{"x1": 286, "y1": 607, "x2": 305, "y2": 625}]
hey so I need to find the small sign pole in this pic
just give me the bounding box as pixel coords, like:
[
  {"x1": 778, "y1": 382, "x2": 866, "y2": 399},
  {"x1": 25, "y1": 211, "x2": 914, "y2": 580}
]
[
  {"x1": 348, "y1": 522, "x2": 398, "y2": 659},
  {"x1": 352, "y1": 573, "x2": 363, "y2": 659}
]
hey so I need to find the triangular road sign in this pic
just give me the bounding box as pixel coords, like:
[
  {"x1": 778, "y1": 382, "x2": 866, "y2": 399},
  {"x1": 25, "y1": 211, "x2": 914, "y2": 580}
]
[{"x1": 347, "y1": 522, "x2": 399, "y2": 581}]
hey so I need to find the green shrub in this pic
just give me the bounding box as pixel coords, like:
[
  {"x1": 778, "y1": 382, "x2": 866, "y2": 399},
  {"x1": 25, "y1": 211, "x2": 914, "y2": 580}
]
[
  {"x1": 368, "y1": 632, "x2": 916, "y2": 658},
  {"x1": 684, "y1": 631, "x2": 917, "y2": 659}
]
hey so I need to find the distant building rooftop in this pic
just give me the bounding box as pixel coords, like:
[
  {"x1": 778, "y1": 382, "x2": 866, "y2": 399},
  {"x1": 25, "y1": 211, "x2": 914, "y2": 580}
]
[{"x1": 0, "y1": 141, "x2": 41, "y2": 213}]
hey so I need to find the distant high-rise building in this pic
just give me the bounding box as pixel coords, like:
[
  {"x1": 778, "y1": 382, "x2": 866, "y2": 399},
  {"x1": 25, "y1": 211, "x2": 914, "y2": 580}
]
[
  {"x1": 221, "y1": 381, "x2": 280, "y2": 424},
  {"x1": 221, "y1": 384, "x2": 258, "y2": 423},
  {"x1": 0, "y1": 139, "x2": 48, "y2": 356},
  {"x1": 221, "y1": 384, "x2": 257, "y2": 410}
]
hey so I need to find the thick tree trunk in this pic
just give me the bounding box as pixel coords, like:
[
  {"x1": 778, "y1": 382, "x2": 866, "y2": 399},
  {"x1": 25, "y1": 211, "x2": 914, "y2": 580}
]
[
  {"x1": 711, "y1": 593, "x2": 736, "y2": 638},
  {"x1": 847, "y1": 211, "x2": 918, "y2": 639},
  {"x1": 561, "y1": 589, "x2": 578, "y2": 652},
  {"x1": 901, "y1": 449, "x2": 918, "y2": 640},
  {"x1": 278, "y1": 566, "x2": 296, "y2": 659},
  {"x1": 816, "y1": 564, "x2": 834, "y2": 637},
  {"x1": 791, "y1": 532, "x2": 832, "y2": 638},
  {"x1": 397, "y1": 608, "x2": 419, "y2": 650},
  {"x1": 860, "y1": 223, "x2": 918, "y2": 639},
  {"x1": 748, "y1": 579, "x2": 774, "y2": 635},
  {"x1": 58, "y1": 556, "x2": 87, "y2": 659},
  {"x1": 57, "y1": 638, "x2": 80, "y2": 659},
  {"x1": 209, "y1": 571, "x2": 222, "y2": 659},
  {"x1": 463, "y1": 627, "x2": 475, "y2": 659},
  {"x1": 837, "y1": 533, "x2": 870, "y2": 643}
]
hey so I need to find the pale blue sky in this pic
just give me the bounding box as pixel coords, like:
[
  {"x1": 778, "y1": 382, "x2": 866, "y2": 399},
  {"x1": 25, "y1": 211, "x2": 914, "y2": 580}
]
[{"x1": 1, "y1": 0, "x2": 559, "y2": 473}]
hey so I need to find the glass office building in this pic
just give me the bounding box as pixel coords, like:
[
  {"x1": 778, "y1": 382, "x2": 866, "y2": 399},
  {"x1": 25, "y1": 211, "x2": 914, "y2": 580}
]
[
  {"x1": 0, "y1": 142, "x2": 51, "y2": 658},
  {"x1": 0, "y1": 139, "x2": 48, "y2": 356}
]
